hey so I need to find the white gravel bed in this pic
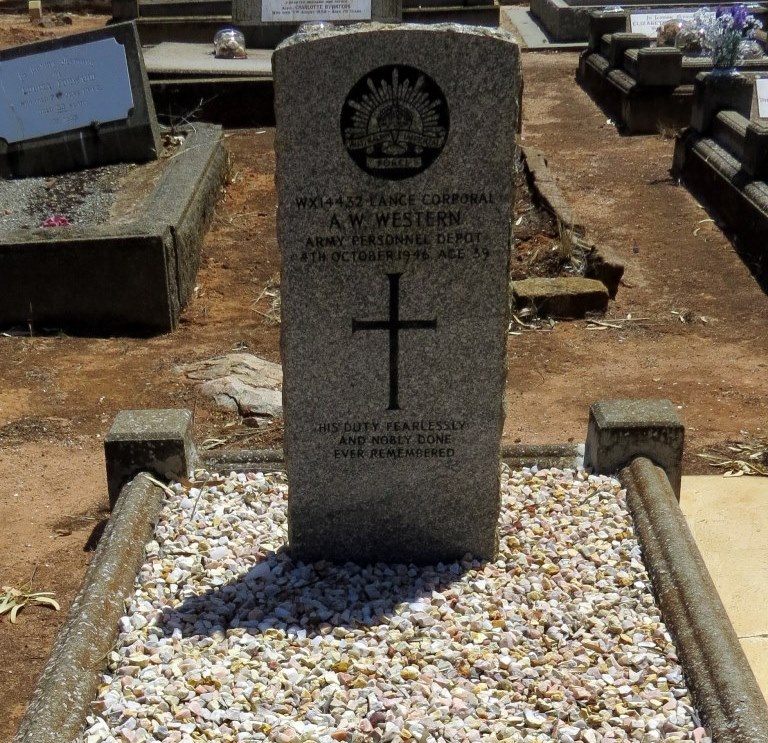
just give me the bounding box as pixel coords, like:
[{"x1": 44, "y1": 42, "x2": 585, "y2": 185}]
[{"x1": 80, "y1": 467, "x2": 710, "y2": 743}]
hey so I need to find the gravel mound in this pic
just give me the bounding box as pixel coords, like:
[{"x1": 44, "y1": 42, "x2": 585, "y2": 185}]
[
  {"x1": 80, "y1": 467, "x2": 710, "y2": 743},
  {"x1": 0, "y1": 163, "x2": 130, "y2": 231}
]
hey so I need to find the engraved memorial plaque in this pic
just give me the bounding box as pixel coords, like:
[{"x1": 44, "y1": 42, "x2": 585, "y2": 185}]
[
  {"x1": 629, "y1": 10, "x2": 712, "y2": 37},
  {"x1": 0, "y1": 38, "x2": 133, "y2": 144},
  {"x1": 261, "y1": 0, "x2": 372, "y2": 22},
  {"x1": 0, "y1": 23, "x2": 160, "y2": 179}
]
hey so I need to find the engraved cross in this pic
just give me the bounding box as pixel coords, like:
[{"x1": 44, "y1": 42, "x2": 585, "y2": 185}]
[{"x1": 352, "y1": 272, "x2": 437, "y2": 411}]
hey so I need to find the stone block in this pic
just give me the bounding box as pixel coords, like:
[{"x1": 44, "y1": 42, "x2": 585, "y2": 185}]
[
  {"x1": 0, "y1": 22, "x2": 161, "y2": 178},
  {"x1": 604, "y1": 33, "x2": 652, "y2": 70},
  {"x1": 512, "y1": 277, "x2": 609, "y2": 318},
  {"x1": 588, "y1": 10, "x2": 627, "y2": 51},
  {"x1": 691, "y1": 71, "x2": 755, "y2": 134},
  {"x1": 274, "y1": 24, "x2": 520, "y2": 564},
  {"x1": 584, "y1": 245, "x2": 624, "y2": 299},
  {"x1": 630, "y1": 46, "x2": 682, "y2": 87},
  {"x1": 743, "y1": 120, "x2": 768, "y2": 178},
  {"x1": 584, "y1": 399, "x2": 684, "y2": 497},
  {"x1": 104, "y1": 409, "x2": 196, "y2": 507}
]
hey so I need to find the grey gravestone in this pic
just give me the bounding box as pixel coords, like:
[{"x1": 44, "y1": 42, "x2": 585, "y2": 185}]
[
  {"x1": 0, "y1": 22, "x2": 161, "y2": 178},
  {"x1": 273, "y1": 23, "x2": 521, "y2": 564}
]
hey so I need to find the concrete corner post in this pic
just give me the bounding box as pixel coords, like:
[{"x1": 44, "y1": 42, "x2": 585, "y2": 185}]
[
  {"x1": 584, "y1": 399, "x2": 684, "y2": 497},
  {"x1": 104, "y1": 409, "x2": 196, "y2": 507}
]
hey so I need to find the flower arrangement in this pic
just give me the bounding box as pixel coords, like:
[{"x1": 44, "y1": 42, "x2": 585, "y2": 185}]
[{"x1": 696, "y1": 4, "x2": 763, "y2": 69}]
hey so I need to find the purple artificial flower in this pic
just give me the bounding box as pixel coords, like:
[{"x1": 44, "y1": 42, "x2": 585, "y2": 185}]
[{"x1": 730, "y1": 4, "x2": 749, "y2": 30}]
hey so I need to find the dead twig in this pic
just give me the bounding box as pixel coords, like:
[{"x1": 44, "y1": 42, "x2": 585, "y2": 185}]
[{"x1": 696, "y1": 433, "x2": 768, "y2": 477}]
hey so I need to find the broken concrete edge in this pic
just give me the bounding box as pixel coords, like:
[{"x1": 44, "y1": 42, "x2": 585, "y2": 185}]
[
  {"x1": 517, "y1": 145, "x2": 625, "y2": 303},
  {"x1": 620, "y1": 457, "x2": 768, "y2": 743},
  {"x1": 198, "y1": 443, "x2": 585, "y2": 473},
  {"x1": 521, "y1": 144, "x2": 584, "y2": 235},
  {"x1": 12, "y1": 473, "x2": 166, "y2": 743}
]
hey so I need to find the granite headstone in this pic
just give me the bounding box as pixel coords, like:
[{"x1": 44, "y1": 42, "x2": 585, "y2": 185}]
[
  {"x1": 273, "y1": 24, "x2": 521, "y2": 564},
  {"x1": 0, "y1": 22, "x2": 161, "y2": 178}
]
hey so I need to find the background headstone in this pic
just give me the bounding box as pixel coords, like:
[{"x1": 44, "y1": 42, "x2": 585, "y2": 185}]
[
  {"x1": 273, "y1": 23, "x2": 521, "y2": 564},
  {"x1": 0, "y1": 22, "x2": 161, "y2": 178},
  {"x1": 628, "y1": 10, "x2": 711, "y2": 37}
]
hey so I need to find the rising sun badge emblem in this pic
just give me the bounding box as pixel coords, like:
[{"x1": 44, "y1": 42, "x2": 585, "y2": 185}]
[{"x1": 340, "y1": 65, "x2": 449, "y2": 180}]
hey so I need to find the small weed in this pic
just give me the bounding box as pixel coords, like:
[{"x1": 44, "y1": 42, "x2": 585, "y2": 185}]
[{"x1": 0, "y1": 585, "x2": 60, "y2": 623}]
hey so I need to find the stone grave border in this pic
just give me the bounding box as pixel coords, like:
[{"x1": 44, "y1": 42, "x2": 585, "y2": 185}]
[
  {"x1": 11, "y1": 402, "x2": 768, "y2": 743},
  {"x1": 514, "y1": 145, "x2": 625, "y2": 318},
  {"x1": 0, "y1": 123, "x2": 226, "y2": 335},
  {"x1": 672, "y1": 72, "x2": 768, "y2": 259},
  {"x1": 530, "y1": 0, "x2": 768, "y2": 45},
  {"x1": 577, "y1": 10, "x2": 768, "y2": 134}
]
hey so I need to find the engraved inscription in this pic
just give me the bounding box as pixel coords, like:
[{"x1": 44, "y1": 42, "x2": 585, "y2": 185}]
[
  {"x1": 290, "y1": 189, "x2": 494, "y2": 264},
  {"x1": 0, "y1": 38, "x2": 134, "y2": 144},
  {"x1": 341, "y1": 65, "x2": 449, "y2": 180},
  {"x1": 261, "y1": 0, "x2": 371, "y2": 22},
  {"x1": 317, "y1": 418, "x2": 465, "y2": 460},
  {"x1": 352, "y1": 272, "x2": 437, "y2": 411}
]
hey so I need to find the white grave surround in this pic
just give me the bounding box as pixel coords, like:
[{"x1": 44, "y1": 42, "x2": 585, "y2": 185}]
[
  {"x1": 0, "y1": 38, "x2": 133, "y2": 144},
  {"x1": 757, "y1": 77, "x2": 768, "y2": 119},
  {"x1": 261, "y1": 0, "x2": 371, "y2": 22},
  {"x1": 629, "y1": 9, "x2": 713, "y2": 37}
]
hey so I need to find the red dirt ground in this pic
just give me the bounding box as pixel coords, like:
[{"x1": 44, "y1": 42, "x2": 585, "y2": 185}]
[{"x1": 1, "y1": 16, "x2": 767, "y2": 740}]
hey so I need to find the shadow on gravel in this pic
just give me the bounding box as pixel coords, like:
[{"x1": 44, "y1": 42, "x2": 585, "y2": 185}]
[{"x1": 156, "y1": 549, "x2": 473, "y2": 639}]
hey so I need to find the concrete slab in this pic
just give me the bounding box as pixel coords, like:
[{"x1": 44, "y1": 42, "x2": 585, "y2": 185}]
[
  {"x1": 501, "y1": 5, "x2": 586, "y2": 50},
  {"x1": 142, "y1": 42, "x2": 273, "y2": 77},
  {"x1": 681, "y1": 475, "x2": 768, "y2": 703},
  {"x1": 0, "y1": 123, "x2": 226, "y2": 334}
]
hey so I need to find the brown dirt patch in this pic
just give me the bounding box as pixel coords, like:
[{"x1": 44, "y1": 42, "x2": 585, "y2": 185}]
[
  {"x1": 0, "y1": 11, "x2": 107, "y2": 47},
  {"x1": 1, "y1": 37, "x2": 767, "y2": 740}
]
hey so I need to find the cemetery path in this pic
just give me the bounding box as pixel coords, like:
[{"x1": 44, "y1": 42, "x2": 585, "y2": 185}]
[{"x1": 0, "y1": 31, "x2": 767, "y2": 740}]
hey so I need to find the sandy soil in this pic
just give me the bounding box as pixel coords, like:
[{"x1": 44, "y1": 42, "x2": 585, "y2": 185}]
[{"x1": 1, "y1": 16, "x2": 767, "y2": 740}]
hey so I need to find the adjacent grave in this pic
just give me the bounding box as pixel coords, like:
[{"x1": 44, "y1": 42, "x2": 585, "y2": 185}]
[
  {"x1": 0, "y1": 23, "x2": 225, "y2": 333},
  {"x1": 673, "y1": 72, "x2": 768, "y2": 254},
  {"x1": 0, "y1": 123, "x2": 226, "y2": 333},
  {"x1": 531, "y1": 0, "x2": 768, "y2": 44},
  {"x1": 115, "y1": 0, "x2": 496, "y2": 49},
  {"x1": 273, "y1": 23, "x2": 521, "y2": 564},
  {"x1": 0, "y1": 22, "x2": 161, "y2": 178},
  {"x1": 577, "y1": 9, "x2": 768, "y2": 133}
]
